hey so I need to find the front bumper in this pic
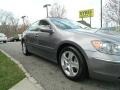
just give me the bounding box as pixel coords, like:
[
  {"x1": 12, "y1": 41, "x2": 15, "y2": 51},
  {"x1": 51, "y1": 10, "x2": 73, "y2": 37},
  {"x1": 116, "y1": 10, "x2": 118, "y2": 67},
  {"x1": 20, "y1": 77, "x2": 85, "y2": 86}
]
[
  {"x1": 85, "y1": 50, "x2": 120, "y2": 81},
  {"x1": 0, "y1": 38, "x2": 7, "y2": 42}
]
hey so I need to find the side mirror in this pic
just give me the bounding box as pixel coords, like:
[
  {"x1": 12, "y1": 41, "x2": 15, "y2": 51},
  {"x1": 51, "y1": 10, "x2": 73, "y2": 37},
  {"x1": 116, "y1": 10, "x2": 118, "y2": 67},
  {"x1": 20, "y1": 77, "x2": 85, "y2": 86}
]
[{"x1": 39, "y1": 25, "x2": 54, "y2": 34}]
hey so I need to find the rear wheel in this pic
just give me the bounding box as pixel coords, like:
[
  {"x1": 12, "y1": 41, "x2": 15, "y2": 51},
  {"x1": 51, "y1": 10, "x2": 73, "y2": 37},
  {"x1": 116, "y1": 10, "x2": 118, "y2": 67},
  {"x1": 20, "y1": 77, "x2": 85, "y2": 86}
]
[
  {"x1": 59, "y1": 46, "x2": 87, "y2": 81},
  {"x1": 22, "y1": 41, "x2": 30, "y2": 55},
  {"x1": 3, "y1": 41, "x2": 6, "y2": 43}
]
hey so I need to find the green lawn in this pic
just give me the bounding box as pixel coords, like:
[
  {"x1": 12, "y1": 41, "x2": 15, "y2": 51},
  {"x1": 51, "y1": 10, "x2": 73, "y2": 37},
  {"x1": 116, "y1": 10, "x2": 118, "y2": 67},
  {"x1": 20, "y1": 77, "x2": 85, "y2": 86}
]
[{"x1": 0, "y1": 51, "x2": 25, "y2": 90}]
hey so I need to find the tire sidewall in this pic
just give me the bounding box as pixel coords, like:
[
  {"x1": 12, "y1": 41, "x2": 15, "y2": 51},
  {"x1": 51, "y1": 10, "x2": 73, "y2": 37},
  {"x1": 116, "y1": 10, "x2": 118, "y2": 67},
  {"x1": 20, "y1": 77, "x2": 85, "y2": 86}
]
[
  {"x1": 22, "y1": 42, "x2": 28, "y2": 55},
  {"x1": 59, "y1": 46, "x2": 87, "y2": 81}
]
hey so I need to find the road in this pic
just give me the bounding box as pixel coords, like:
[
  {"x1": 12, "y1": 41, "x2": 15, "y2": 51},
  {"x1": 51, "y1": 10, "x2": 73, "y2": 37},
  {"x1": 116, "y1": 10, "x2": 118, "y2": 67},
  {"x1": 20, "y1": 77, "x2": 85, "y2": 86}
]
[{"x1": 0, "y1": 42, "x2": 120, "y2": 90}]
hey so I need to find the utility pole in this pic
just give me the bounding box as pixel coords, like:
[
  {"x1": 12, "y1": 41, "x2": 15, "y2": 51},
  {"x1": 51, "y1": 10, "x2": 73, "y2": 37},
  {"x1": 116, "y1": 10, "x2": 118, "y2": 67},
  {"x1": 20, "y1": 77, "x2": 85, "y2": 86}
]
[
  {"x1": 101, "y1": 0, "x2": 103, "y2": 28},
  {"x1": 90, "y1": 17, "x2": 91, "y2": 28},
  {"x1": 43, "y1": 4, "x2": 51, "y2": 18},
  {"x1": 117, "y1": 0, "x2": 120, "y2": 31},
  {"x1": 118, "y1": 0, "x2": 120, "y2": 26},
  {"x1": 21, "y1": 16, "x2": 26, "y2": 31}
]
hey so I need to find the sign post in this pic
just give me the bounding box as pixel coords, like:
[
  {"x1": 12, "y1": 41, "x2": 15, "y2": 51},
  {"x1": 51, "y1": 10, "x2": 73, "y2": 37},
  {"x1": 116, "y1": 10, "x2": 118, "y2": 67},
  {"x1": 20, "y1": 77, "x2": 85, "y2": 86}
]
[
  {"x1": 90, "y1": 16, "x2": 91, "y2": 27},
  {"x1": 79, "y1": 9, "x2": 94, "y2": 27}
]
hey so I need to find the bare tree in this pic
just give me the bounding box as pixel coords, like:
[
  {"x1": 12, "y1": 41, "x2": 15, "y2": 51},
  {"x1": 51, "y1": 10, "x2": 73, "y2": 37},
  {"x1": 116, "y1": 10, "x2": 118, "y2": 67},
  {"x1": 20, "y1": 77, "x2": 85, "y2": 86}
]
[
  {"x1": 103, "y1": 0, "x2": 120, "y2": 26},
  {"x1": 18, "y1": 17, "x2": 30, "y2": 34},
  {"x1": 0, "y1": 10, "x2": 19, "y2": 37},
  {"x1": 9, "y1": 16, "x2": 19, "y2": 36},
  {"x1": 50, "y1": 3, "x2": 66, "y2": 18},
  {"x1": 0, "y1": 10, "x2": 14, "y2": 25}
]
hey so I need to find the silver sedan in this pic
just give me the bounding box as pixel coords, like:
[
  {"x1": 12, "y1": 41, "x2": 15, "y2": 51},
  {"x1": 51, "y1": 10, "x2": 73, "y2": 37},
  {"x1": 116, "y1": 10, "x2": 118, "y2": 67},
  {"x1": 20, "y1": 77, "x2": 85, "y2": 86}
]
[{"x1": 22, "y1": 18, "x2": 120, "y2": 81}]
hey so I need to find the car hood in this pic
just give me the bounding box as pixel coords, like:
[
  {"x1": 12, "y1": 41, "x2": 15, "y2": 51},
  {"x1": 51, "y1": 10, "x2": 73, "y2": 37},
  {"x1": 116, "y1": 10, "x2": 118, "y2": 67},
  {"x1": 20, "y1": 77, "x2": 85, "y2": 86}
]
[
  {"x1": 66, "y1": 28, "x2": 120, "y2": 43},
  {"x1": 95, "y1": 30, "x2": 120, "y2": 42}
]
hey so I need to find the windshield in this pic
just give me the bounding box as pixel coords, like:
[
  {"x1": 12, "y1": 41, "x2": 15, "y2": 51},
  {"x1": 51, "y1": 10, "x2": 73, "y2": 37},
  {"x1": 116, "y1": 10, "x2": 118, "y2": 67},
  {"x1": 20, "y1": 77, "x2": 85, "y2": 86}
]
[{"x1": 50, "y1": 18, "x2": 81, "y2": 29}]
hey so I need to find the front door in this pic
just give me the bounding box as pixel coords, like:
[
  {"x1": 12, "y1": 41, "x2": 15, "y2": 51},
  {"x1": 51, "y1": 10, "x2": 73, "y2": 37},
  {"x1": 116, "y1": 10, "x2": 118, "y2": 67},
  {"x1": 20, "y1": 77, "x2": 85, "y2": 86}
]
[{"x1": 35, "y1": 20, "x2": 57, "y2": 60}]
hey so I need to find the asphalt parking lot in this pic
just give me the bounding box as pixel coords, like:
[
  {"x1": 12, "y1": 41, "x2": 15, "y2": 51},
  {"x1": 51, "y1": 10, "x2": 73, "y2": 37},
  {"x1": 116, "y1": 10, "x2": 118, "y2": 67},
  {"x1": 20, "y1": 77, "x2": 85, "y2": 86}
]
[{"x1": 0, "y1": 42, "x2": 120, "y2": 90}]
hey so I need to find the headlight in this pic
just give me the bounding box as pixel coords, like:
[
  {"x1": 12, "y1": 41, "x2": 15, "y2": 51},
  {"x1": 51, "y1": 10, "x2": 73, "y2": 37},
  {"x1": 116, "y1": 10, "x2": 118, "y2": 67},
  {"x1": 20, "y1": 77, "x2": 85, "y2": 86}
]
[{"x1": 91, "y1": 40, "x2": 120, "y2": 55}]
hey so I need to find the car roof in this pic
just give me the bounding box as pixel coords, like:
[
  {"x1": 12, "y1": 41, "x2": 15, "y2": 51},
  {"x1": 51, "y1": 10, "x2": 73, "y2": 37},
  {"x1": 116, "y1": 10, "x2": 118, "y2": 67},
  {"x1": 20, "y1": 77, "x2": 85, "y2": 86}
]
[
  {"x1": 42, "y1": 17, "x2": 67, "y2": 20},
  {"x1": 32, "y1": 18, "x2": 67, "y2": 23}
]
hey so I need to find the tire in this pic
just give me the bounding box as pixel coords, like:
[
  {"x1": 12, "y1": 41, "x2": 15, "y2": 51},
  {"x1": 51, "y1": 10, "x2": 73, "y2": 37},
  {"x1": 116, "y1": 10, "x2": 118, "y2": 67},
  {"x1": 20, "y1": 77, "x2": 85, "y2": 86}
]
[
  {"x1": 22, "y1": 41, "x2": 30, "y2": 56},
  {"x1": 59, "y1": 46, "x2": 87, "y2": 81},
  {"x1": 3, "y1": 41, "x2": 6, "y2": 43}
]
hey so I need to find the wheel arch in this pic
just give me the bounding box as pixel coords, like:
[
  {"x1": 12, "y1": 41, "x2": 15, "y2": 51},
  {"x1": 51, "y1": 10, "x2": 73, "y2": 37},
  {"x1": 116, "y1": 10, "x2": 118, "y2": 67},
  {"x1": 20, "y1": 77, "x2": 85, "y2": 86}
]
[{"x1": 56, "y1": 41, "x2": 89, "y2": 76}]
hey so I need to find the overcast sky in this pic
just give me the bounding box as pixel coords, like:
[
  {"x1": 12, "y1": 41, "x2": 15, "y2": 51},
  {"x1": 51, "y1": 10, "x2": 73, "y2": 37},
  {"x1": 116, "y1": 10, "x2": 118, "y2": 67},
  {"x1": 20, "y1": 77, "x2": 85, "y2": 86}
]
[{"x1": 0, "y1": 0, "x2": 107, "y2": 28}]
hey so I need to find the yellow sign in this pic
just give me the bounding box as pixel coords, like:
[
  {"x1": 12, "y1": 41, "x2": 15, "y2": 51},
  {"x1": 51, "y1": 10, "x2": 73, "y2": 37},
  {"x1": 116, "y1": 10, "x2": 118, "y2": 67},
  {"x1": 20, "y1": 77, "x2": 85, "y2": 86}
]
[{"x1": 79, "y1": 9, "x2": 94, "y2": 18}]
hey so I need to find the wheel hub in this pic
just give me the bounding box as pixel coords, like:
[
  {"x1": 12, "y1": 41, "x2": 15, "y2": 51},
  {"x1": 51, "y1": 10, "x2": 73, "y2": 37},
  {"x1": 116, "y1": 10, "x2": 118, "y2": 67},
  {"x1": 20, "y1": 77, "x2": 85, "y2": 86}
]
[{"x1": 61, "y1": 51, "x2": 79, "y2": 77}]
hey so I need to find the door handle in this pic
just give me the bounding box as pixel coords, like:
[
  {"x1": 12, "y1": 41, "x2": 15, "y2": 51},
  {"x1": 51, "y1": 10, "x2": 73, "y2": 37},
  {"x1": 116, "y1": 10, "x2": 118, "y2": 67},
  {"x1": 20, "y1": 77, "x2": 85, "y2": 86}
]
[{"x1": 35, "y1": 34, "x2": 39, "y2": 37}]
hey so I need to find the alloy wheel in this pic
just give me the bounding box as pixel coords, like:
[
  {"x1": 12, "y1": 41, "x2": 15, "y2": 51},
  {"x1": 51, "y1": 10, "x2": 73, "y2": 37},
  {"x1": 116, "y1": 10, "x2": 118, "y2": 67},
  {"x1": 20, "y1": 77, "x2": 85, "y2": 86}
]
[{"x1": 61, "y1": 51, "x2": 79, "y2": 77}]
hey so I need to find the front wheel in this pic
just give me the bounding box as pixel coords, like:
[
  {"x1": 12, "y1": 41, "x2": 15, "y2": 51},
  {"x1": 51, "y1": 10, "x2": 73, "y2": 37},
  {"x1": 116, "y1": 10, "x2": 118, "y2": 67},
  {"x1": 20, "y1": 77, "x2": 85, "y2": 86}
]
[
  {"x1": 22, "y1": 42, "x2": 30, "y2": 55},
  {"x1": 59, "y1": 46, "x2": 87, "y2": 81}
]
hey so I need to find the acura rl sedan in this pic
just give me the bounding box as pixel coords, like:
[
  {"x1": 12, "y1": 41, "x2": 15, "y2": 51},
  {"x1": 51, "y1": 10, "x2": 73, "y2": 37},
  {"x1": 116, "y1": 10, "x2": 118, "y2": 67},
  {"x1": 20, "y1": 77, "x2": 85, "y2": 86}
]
[{"x1": 21, "y1": 18, "x2": 120, "y2": 81}]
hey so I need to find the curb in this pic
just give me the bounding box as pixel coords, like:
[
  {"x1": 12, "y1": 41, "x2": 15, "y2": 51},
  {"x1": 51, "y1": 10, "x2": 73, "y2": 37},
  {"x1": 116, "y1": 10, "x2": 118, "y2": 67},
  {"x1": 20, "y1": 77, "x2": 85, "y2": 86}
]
[{"x1": 0, "y1": 49, "x2": 44, "y2": 90}]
